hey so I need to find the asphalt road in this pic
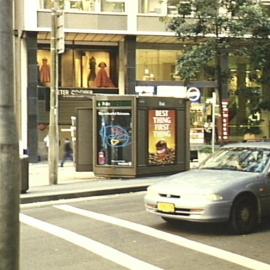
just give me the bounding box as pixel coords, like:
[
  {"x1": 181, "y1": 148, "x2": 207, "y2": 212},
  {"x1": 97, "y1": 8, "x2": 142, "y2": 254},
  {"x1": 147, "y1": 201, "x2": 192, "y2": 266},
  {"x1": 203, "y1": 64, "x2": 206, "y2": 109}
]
[{"x1": 20, "y1": 192, "x2": 270, "y2": 270}]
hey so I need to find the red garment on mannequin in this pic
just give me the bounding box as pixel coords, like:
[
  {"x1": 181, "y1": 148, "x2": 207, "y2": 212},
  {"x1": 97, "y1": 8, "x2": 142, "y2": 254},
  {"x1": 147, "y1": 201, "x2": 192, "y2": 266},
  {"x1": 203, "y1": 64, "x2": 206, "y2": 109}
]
[
  {"x1": 40, "y1": 59, "x2": 50, "y2": 83},
  {"x1": 94, "y1": 62, "x2": 115, "y2": 87}
]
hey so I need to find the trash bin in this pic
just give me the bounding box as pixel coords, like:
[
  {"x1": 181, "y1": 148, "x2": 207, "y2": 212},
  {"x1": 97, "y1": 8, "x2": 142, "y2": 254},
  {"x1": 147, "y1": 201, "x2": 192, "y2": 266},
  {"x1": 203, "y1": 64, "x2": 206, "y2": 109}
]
[{"x1": 20, "y1": 155, "x2": 29, "y2": 193}]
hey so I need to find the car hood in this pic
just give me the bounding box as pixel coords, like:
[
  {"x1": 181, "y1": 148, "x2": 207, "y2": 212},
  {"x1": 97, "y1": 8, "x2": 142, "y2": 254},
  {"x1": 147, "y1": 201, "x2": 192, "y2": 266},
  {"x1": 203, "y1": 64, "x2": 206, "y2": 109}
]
[{"x1": 151, "y1": 169, "x2": 258, "y2": 195}]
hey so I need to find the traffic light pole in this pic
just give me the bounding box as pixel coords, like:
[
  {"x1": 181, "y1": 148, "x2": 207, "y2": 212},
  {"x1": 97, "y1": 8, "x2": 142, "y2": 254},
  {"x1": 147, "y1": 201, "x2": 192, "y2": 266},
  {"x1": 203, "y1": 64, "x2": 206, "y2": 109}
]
[
  {"x1": 49, "y1": 8, "x2": 60, "y2": 185},
  {"x1": 0, "y1": 0, "x2": 20, "y2": 269}
]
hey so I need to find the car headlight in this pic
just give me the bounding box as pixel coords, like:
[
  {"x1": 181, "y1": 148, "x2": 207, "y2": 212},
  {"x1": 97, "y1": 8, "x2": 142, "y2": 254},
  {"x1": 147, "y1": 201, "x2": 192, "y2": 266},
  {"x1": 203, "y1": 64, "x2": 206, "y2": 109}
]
[
  {"x1": 183, "y1": 193, "x2": 223, "y2": 202},
  {"x1": 206, "y1": 193, "x2": 224, "y2": 201}
]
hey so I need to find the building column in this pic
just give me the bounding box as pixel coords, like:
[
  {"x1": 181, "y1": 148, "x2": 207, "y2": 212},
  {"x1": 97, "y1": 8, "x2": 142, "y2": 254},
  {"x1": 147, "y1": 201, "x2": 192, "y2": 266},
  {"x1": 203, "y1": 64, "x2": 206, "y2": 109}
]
[
  {"x1": 220, "y1": 51, "x2": 229, "y2": 99},
  {"x1": 118, "y1": 41, "x2": 125, "y2": 95},
  {"x1": 26, "y1": 32, "x2": 39, "y2": 162},
  {"x1": 124, "y1": 35, "x2": 136, "y2": 94}
]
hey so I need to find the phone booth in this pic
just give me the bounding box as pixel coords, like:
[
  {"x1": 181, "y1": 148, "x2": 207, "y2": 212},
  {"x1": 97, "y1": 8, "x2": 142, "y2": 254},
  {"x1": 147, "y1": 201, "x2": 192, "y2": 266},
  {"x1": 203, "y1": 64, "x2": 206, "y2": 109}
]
[{"x1": 92, "y1": 95, "x2": 190, "y2": 178}]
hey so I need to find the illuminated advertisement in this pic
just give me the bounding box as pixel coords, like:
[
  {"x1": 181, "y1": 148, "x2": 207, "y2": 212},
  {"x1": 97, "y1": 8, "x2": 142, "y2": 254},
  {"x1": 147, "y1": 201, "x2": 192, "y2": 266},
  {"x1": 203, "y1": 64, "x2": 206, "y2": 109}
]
[
  {"x1": 97, "y1": 109, "x2": 132, "y2": 166},
  {"x1": 148, "y1": 110, "x2": 176, "y2": 165}
]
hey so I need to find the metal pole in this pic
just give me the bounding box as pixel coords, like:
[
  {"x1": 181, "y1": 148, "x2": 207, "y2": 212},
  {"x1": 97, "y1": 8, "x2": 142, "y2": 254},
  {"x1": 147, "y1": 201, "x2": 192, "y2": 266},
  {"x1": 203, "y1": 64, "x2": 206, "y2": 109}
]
[
  {"x1": 0, "y1": 0, "x2": 20, "y2": 269},
  {"x1": 211, "y1": 92, "x2": 216, "y2": 153},
  {"x1": 49, "y1": 7, "x2": 59, "y2": 185}
]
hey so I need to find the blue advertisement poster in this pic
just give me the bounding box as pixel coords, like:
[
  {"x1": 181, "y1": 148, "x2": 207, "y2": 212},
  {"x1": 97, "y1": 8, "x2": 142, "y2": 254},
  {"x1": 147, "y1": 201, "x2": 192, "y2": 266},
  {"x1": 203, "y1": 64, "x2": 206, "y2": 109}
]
[{"x1": 96, "y1": 109, "x2": 132, "y2": 166}]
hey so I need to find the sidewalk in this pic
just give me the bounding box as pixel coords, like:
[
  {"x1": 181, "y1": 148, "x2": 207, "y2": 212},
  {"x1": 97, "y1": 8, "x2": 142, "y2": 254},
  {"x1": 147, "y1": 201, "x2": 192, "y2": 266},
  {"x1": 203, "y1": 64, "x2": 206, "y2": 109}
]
[{"x1": 20, "y1": 161, "x2": 163, "y2": 204}]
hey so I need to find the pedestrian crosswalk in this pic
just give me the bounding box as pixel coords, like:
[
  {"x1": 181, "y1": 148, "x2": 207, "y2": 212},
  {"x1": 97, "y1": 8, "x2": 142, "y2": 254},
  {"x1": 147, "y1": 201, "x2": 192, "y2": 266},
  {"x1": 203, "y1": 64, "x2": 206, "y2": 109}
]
[
  {"x1": 20, "y1": 203, "x2": 270, "y2": 270},
  {"x1": 20, "y1": 213, "x2": 162, "y2": 270}
]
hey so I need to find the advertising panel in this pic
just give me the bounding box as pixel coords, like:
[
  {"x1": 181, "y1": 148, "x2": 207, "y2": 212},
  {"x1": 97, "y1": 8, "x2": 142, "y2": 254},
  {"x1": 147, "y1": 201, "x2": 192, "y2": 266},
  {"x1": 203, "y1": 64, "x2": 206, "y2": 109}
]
[
  {"x1": 97, "y1": 109, "x2": 132, "y2": 166},
  {"x1": 148, "y1": 110, "x2": 176, "y2": 165}
]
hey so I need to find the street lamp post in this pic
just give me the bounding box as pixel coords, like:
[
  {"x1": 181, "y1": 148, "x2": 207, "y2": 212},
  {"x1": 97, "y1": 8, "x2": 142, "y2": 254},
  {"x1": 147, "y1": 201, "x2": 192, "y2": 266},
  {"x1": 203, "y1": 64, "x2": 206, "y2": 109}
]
[
  {"x1": 49, "y1": 1, "x2": 64, "y2": 185},
  {"x1": 48, "y1": 7, "x2": 59, "y2": 185}
]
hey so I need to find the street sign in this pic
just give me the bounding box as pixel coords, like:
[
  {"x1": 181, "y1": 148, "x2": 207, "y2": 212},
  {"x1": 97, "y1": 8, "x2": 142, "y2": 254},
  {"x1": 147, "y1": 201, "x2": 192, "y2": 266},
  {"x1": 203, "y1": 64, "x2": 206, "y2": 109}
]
[
  {"x1": 186, "y1": 87, "x2": 200, "y2": 102},
  {"x1": 56, "y1": 11, "x2": 65, "y2": 54}
]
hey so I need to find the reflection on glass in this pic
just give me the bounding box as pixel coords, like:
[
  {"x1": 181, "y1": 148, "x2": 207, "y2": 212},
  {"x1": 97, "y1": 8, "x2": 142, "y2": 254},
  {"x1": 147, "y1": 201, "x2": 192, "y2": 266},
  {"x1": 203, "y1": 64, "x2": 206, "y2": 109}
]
[
  {"x1": 97, "y1": 109, "x2": 132, "y2": 166},
  {"x1": 43, "y1": 0, "x2": 96, "y2": 12},
  {"x1": 138, "y1": 0, "x2": 181, "y2": 14},
  {"x1": 200, "y1": 147, "x2": 270, "y2": 173},
  {"x1": 101, "y1": 0, "x2": 125, "y2": 12}
]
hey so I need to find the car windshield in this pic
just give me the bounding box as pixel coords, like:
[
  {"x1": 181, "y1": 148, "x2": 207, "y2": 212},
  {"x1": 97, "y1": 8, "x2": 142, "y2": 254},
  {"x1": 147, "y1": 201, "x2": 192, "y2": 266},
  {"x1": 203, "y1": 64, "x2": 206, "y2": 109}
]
[{"x1": 199, "y1": 147, "x2": 270, "y2": 173}]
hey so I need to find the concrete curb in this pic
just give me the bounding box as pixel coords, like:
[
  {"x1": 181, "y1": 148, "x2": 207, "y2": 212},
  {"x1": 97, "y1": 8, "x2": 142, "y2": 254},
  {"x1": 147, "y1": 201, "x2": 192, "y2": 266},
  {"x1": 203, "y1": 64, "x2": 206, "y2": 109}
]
[{"x1": 20, "y1": 184, "x2": 150, "y2": 204}]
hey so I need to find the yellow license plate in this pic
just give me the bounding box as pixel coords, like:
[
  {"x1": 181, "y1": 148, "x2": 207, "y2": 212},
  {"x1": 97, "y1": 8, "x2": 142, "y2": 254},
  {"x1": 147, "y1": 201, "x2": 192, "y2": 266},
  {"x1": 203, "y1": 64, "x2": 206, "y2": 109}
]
[{"x1": 157, "y1": 202, "x2": 175, "y2": 213}]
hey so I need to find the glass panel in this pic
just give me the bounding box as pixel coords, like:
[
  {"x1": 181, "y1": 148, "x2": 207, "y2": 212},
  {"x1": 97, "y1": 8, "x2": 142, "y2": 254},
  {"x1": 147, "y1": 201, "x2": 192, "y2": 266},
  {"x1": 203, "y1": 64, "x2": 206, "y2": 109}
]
[
  {"x1": 60, "y1": 50, "x2": 114, "y2": 88},
  {"x1": 228, "y1": 54, "x2": 264, "y2": 142},
  {"x1": 43, "y1": 0, "x2": 54, "y2": 9},
  {"x1": 136, "y1": 49, "x2": 183, "y2": 81},
  {"x1": 138, "y1": 0, "x2": 165, "y2": 14},
  {"x1": 38, "y1": 49, "x2": 116, "y2": 88},
  {"x1": 42, "y1": 0, "x2": 96, "y2": 12},
  {"x1": 101, "y1": 0, "x2": 125, "y2": 12},
  {"x1": 64, "y1": 0, "x2": 96, "y2": 11},
  {"x1": 148, "y1": 110, "x2": 176, "y2": 165},
  {"x1": 167, "y1": 0, "x2": 179, "y2": 15},
  {"x1": 200, "y1": 147, "x2": 270, "y2": 173},
  {"x1": 96, "y1": 108, "x2": 132, "y2": 166}
]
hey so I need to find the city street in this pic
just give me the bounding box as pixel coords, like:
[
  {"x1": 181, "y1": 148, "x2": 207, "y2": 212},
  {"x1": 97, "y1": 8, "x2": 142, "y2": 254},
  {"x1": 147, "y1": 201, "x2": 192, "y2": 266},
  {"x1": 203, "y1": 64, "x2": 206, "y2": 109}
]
[{"x1": 20, "y1": 192, "x2": 270, "y2": 270}]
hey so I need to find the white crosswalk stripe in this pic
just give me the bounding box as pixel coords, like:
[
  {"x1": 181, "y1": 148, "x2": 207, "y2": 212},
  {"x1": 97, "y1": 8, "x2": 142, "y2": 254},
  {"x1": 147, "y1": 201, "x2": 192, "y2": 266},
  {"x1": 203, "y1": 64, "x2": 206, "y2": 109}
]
[
  {"x1": 55, "y1": 204, "x2": 270, "y2": 270},
  {"x1": 20, "y1": 213, "x2": 163, "y2": 270}
]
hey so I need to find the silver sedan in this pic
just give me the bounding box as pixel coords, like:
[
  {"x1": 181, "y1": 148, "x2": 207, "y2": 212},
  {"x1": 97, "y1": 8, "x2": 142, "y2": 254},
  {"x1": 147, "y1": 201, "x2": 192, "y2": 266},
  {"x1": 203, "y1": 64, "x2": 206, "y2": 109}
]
[{"x1": 144, "y1": 142, "x2": 270, "y2": 234}]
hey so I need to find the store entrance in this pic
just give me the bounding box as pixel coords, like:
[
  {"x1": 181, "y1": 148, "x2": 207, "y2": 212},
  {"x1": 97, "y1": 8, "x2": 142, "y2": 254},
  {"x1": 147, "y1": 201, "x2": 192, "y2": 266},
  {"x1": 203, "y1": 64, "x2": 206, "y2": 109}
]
[{"x1": 189, "y1": 86, "x2": 218, "y2": 150}]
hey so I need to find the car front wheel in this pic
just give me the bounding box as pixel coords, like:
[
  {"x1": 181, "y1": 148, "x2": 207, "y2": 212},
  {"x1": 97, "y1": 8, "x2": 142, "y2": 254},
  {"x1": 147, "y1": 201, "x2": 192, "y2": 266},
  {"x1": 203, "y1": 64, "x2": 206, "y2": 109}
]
[{"x1": 229, "y1": 196, "x2": 258, "y2": 234}]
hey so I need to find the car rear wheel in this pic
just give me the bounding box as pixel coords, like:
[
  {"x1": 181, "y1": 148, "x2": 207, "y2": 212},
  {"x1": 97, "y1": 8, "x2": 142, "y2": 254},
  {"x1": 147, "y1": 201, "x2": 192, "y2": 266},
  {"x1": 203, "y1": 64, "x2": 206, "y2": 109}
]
[{"x1": 229, "y1": 196, "x2": 257, "y2": 234}]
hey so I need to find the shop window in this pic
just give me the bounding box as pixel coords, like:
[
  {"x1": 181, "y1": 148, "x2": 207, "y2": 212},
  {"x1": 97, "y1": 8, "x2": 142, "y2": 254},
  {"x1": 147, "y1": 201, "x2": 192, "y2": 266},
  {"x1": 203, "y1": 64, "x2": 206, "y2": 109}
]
[
  {"x1": 228, "y1": 55, "x2": 265, "y2": 141},
  {"x1": 136, "y1": 49, "x2": 183, "y2": 81},
  {"x1": 61, "y1": 50, "x2": 116, "y2": 88},
  {"x1": 37, "y1": 48, "x2": 117, "y2": 89},
  {"x1": 101, "y1": 0, "x2": 125, "y2": 12}
]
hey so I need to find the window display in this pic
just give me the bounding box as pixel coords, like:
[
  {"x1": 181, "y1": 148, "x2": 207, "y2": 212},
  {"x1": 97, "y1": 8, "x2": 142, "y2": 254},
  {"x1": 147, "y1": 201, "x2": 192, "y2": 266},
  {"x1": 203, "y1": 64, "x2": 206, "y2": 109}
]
[
  {"x1": 136, "y1": 49, "x2": 183, "y2": 81},
  {"x1": 38, "y1": 48, "x2": 117, "y2": 88}
]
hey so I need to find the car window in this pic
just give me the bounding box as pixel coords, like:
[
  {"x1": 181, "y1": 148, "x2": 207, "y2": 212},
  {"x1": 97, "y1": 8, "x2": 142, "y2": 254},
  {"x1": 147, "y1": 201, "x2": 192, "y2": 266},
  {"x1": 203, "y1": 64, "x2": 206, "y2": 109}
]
[{"x1": 199, "y1": 147, "x2": 270, "y2": 173}]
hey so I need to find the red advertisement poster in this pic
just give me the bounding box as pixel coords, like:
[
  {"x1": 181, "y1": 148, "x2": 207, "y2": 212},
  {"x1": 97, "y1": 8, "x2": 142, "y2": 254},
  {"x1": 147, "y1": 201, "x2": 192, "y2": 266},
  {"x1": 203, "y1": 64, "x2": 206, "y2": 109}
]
[{"x1": 148, "y1": 110, "x2": 176, "y2": 165}]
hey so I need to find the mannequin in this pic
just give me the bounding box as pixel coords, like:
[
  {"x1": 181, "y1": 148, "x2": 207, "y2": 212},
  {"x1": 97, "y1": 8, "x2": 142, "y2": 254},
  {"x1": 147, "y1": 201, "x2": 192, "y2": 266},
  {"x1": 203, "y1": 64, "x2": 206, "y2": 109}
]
[
  {"x1": 40, "y1": 58, "x2": 50, "y2": 86},
  {"x1": 87, "y1": 56, "x2": 96, "y2": 87},
  {"x1": 94, "y1": 61, "x2": 115, "y2": 88}
]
